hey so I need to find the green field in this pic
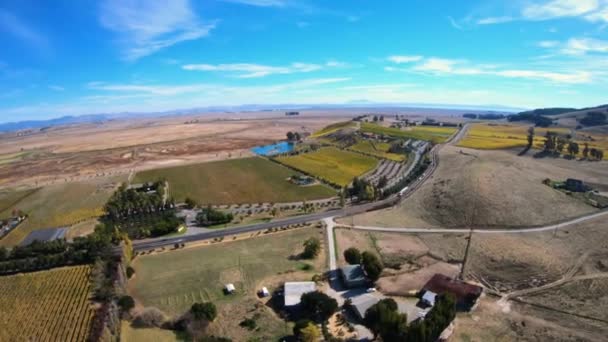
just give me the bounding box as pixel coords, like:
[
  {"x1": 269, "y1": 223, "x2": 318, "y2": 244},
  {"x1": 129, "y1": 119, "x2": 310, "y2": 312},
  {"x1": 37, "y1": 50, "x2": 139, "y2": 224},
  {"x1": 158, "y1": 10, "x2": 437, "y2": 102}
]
[
  {"x1": 0, "y1": 178, "x2": 122, "y2": 247},
  {"x1": 133, "y1": 157, "x2": 335, "y2": 205},
  {"x1": 310, "y1": 121, "x2": 357, "y2": 137},
  {"x1": 130, "y1": 228, "x2": 324, "y2": 340},
  {"x1": 276, "y1": 147, "x2": 378, "y2": 187},
  {"x1": 349, "y1": 140, "x2": 406, "y2": 162},
  {"x1": 361, "y1": 122, "x2": 458, "y2": 143}
]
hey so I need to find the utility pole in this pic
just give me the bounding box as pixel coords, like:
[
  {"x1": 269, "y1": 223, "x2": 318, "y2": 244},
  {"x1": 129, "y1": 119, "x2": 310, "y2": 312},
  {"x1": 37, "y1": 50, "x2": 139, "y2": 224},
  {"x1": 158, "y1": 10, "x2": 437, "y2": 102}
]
[{"x1": 459, "y1": 176, "x2": 479, "y2": 281}]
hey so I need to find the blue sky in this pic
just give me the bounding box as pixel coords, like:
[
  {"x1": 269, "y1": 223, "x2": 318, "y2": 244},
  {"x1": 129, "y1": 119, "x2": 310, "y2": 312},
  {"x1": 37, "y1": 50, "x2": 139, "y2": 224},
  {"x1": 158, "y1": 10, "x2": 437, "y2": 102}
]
[{"x1": 1, "y1": 0, "x2": 608, "y2": 123}]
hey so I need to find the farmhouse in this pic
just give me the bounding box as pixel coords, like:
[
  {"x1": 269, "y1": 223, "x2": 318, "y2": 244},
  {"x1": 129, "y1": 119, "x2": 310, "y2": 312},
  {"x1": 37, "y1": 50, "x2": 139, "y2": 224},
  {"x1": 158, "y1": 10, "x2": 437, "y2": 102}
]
[
  {"x1": 339, "y1": 264, "x2": 367, "y2": 288},
  {"x1": 422, "y1": 274, "x2": 482, "y2": 311},
  {"x1": 284, "y1": 281, "x2": 316, "y2": 308}
]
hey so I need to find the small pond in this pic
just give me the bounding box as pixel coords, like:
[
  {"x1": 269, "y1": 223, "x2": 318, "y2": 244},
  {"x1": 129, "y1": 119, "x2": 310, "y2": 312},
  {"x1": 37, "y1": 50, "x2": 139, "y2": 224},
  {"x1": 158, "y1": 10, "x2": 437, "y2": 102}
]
[{"x1": 251, "y1": 141, "x2": 295, "y2": 156}]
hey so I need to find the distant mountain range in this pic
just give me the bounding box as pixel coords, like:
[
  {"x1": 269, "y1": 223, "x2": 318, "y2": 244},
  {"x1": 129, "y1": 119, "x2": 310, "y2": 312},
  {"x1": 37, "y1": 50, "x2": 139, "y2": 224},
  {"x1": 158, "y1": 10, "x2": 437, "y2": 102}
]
[{"x1": 0, "y1": 102, "x2": 528, "y2": 133}]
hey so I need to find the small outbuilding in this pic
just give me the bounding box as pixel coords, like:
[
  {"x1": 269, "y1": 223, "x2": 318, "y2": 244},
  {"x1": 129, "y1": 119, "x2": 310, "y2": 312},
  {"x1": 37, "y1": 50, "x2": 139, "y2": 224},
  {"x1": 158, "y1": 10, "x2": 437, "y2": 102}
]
[
  {"x1": 421, "y1": 291, "x2": 437, "y2": 307},
  {"x1": 284, "y1": 281, "x2": 316, "y2": 308},
  {"x1": 225, "y1": 283, "x2": 236, "y2": 294},
  {"x1": 259, "y1": 287, "x2": 270, "y2": 298},
  {"x1": 340, "y1": 265, "x2": 367, "y2": 288}
]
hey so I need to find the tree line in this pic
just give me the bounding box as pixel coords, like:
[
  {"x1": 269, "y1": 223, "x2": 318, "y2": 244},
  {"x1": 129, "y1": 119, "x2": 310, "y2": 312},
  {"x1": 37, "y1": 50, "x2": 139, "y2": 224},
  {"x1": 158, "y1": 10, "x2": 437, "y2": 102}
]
[
  {"x1": 102, "y1": 182, "x2": 182, "y2": 239},
  {"x1": 541, "y1": 131, "x2": 603, "y2": 160}
]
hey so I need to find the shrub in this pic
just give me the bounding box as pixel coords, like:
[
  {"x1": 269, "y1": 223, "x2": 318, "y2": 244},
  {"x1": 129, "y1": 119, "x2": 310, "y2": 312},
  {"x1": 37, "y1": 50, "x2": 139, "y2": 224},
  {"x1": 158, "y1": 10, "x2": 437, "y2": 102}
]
[
  {"x1": 301, "y1": 237, "x2": 321, "y2": 259},
  {"x1": 362, "y1": 251, "x2": 384, "y2": 282},
  {"x1": 191, "y1": 302, "x2": 217, "y2": 321},
  {"x1": 343, "y1": 247, "x2": 361, "y2": 265},
  {"x1": 132, "y1": 307, "x2": 167, "y2": 328},
  {"x1": 300, "y1": 291, "x2": 338, "y2": 322}
]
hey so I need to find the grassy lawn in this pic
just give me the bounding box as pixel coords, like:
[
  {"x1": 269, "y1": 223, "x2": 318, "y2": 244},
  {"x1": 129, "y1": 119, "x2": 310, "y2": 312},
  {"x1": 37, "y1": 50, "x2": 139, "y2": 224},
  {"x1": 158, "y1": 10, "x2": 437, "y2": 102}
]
[
  {"x1": 129, "y1": 227, "x2": 325, "y2": 340},
  {"x1": 0, "y1": 178, "x2": 122, "y2": 247},
  {"x1": 361, "y1": 122, "x2": 457, "y2": 143},
  {"x1": 121, "y1": 322, "x2": 181, "y2": 342},
  {"x1": 276, "y1": 147, "x2": 378, "y2": 187},
  {"x1": 0, "y1": 188, "x2": 38, "y2": 215},
  {"x1": 310, "y1": 121, "x2": 357, "y2": 138},
  {"x1": 457, "y1": 123, "x2": 573, "y2": 150},
  {"x1": 133, "y1": 157, "x2": 335, "y2": 205},
  {"x1": 349, "y1": 140, "x2": 406, "y2": 162}
]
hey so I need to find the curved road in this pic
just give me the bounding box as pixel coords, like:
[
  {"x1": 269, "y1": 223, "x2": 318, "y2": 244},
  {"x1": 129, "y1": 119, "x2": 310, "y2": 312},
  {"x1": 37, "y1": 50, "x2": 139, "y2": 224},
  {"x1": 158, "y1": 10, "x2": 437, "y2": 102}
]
[{"x1": 344, "y1": 209, "x2": 608, "y2": 235}]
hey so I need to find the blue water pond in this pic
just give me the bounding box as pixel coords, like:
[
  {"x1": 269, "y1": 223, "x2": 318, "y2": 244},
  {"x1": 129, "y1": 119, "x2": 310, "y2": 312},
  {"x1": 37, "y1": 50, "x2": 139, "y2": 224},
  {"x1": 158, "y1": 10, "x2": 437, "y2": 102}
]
[{"x1": 251, "y1": 141, "x2": 295, "y2": 156}]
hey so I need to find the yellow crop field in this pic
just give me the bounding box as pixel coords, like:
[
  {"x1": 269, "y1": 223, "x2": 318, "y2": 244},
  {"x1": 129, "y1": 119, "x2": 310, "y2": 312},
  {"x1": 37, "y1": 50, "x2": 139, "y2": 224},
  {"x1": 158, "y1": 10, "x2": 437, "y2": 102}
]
[
  {"x1": 349, "y1": 140, "x2": 406, "y2": 162},
  {"x1": 458, "y1": 123, "x2": 571, "y2": 150},
  {"x1": 0, "y1": 179, "x2": 121, "y2": 247},
  {"x1": 361, "y1": 123, "x2": 457, "y2": 143},
  {"x1": 276, "y1": 147, "x2": 378, "y2": 186},
  {"x1": 0, "y1": 265, "x2": 95, "y2": 341},
  {"x1": 311, "y1": 121, "x2": 357, "y2": 138}
]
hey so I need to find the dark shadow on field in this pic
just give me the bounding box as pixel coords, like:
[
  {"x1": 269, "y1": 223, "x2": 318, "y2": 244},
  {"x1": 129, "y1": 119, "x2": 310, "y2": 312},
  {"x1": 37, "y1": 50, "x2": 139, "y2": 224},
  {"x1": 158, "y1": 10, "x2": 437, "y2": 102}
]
[{"x1": 533, "y1": 150, "x2": 560, "y2": 158}]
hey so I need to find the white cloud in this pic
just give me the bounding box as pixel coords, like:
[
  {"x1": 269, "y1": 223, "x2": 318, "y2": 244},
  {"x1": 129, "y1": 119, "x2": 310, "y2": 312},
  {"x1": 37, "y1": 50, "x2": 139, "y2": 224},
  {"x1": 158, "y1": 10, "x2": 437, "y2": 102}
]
[
  {"x1": 325, "y1": 60, "x2": 347, "y2": 67},
  {"x1": 586, "y1": 6, "x2": 608, "y2": 22},
  {"x1": 447, "y1": 16, "x2": 464, "y2": 30},
  {"x1": 523, "y1": 0, "x2": 599, "y2": 20},
  {"x1": 100, "y1": 0, "x2": 214, "y2": 60},
  {"x1": 562, "y1": 37, "x2": 608, "y2": 54},
  {"x1": 539, "y1": 37, "x2": 608, "y2": 55},
  {"x1": 538, "y1": 40, "x2": 560, "y2": 48},
  {"x1": 474, "y1": 0, "x2": 608, "y2": 26},
  {"x1": 391, "y1": 56, "x2": 592, "y2": 84},
  {"x1": 477, "y1": 16, "x2": 514, "y2": 25},
  {"x1": 387, "y1": 55, "x2": 423, "y2": 64},
  {"x1": 182, "y1": 61, "x2": 339, "y2": 78},
  {"x1": 48, "y1": 85, "x2": 65, "y2": 91},
  {"x1": 0, "y1": 9, "x2": 49, "y2": 49}
]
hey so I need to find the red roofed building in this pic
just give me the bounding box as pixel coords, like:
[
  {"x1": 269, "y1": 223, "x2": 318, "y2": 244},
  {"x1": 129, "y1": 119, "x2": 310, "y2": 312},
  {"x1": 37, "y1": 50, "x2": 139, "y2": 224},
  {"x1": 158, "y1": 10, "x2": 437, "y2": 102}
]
[{"x1": 422, "y1": 274, "x2": 482, "y2": 311}]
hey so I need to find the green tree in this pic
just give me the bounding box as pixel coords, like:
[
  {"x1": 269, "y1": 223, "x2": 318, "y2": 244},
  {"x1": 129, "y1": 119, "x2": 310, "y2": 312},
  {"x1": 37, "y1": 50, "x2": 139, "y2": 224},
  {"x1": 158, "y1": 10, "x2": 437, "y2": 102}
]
[
  {"x1": 190, "y1": 302, "x2": 217, "y2": 321},
  {"x1": 362, "y1": 251, "x2": 383, "y2": 281},
  {"x1": 184, "y1": 197, "x2": 197, "y2": 209},
  {"x1": 567, "y1": 141, "x2": 579, "y2": 157},
  {"x1": 363, "y1": 298, "x2": 407, "y2": 340},
  {"x1": 287, "y1": 131, "x2": 295, "y2": 141},
  {"x1": 300, "y1": 291, "x2": 338, "y2": 322},
  {"x1": 343, "y1": 247, "x2": 362, "y2": 265},
  {"x1": 302, "y1": 237, "x2": 321, "y2": 259},
  {"x1": 583, "y1": 143, "x2": 590, "y2": 159},
  {"x1": 527, "y1": 127, "x2": 535, "y2": 147}
]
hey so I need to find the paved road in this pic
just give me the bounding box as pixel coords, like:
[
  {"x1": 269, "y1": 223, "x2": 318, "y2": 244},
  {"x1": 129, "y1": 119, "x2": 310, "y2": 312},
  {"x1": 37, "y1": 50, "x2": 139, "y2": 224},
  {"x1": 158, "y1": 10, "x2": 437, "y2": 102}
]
[{"x1": 324, "y1": 217, "x2": 337, "y2": 271}]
